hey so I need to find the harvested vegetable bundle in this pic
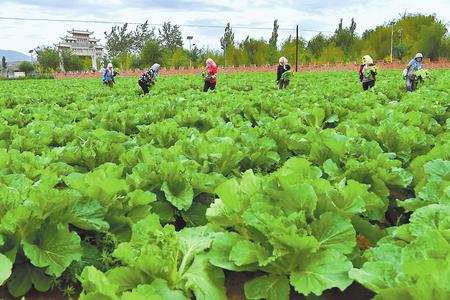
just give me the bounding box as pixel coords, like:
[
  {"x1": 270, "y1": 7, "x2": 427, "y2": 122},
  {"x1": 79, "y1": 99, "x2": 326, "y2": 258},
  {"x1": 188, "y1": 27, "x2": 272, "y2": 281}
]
[
  {"x1": 362, "y1": 65, "x2": 377, "y2": 77},
  {"x1": 281, "y1": 70, "x2": 293, "y2": 81},
  {"x1": 416, "y1": 69, "x2": 430, "y2": 81}
]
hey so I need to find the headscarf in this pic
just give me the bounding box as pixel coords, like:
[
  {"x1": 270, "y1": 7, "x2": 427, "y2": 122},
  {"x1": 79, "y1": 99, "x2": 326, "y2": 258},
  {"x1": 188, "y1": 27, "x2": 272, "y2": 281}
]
[
  {"x1": 107, "y1": 63, "x2": 113, "y2": 73},
  {"x1": 362, "y1": 55, "x2": 373, "y2": 65},
  {"x1": 206, "y1": 58, "x2": 217, "y2": 67},
  {"x1": 279, "y1": 57, "x2": 288, "y2": 64},
  {"x1": 149, "y1": 63, "x2": 161, "y2": 77}
]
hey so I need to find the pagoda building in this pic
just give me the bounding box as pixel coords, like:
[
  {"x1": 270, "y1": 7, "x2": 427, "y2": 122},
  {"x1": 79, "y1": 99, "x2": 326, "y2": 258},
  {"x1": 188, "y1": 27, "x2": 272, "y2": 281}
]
[{"x1": 55, "y1": 29, "x2": 104, "y2": 70}]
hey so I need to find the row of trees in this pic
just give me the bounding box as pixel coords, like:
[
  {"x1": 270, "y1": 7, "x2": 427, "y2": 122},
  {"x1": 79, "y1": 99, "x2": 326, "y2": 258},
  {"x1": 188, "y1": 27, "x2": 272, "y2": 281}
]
[
  {"x1": 215, "y1": 14, "x2": 449, "y2": 67},
  {"x1": 33, "y1": 47, "x2": 94, "y2": 73},
  {"x1": 35, "y1": 13, "x2": 449, "y2": 72}
]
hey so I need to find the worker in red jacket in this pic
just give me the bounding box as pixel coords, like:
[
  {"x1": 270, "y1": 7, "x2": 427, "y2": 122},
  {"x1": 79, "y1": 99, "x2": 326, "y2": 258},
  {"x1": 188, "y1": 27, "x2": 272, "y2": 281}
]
[
  {"x1": 359, "y1": 55, "x2": 377, "y2": 91},
  {"x1": 203, "y1": 58, "x2": 218, "y2": 92}
]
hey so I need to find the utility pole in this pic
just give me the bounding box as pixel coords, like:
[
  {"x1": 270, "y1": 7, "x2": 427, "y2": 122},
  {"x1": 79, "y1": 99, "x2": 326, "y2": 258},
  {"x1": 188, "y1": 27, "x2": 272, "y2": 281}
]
[
  {"x1": 187, "y1": 36, "x2": 193, "y2": 68},
  {"x1": 295, "y1": 25, "x2": 299, "y2": 72},
  {"x1": 390, "y1": 22, "x2": 394, "y2": 63}
]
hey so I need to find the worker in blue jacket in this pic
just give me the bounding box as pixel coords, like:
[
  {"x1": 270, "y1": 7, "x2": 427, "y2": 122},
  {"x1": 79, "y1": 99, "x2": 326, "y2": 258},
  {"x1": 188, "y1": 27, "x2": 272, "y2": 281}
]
[
  {"x1": 403, "y1": 53, "x2": 423, "y2": 92},
  {"x1": 103, "y1": 63, "x2": 117, "y2": 87}
]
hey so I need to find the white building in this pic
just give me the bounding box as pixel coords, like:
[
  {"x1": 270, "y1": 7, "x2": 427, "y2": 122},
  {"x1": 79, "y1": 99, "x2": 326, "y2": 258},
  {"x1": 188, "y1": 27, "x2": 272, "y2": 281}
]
[{"x1": 55, "y1": 29, "x2": 104, "y2": 71}]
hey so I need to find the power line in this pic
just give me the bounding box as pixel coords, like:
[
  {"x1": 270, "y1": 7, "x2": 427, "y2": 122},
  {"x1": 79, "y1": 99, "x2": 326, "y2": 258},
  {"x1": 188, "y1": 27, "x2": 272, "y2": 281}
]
[{"x1": 0, "y1": 16, "x2": 334, "y2": 33}]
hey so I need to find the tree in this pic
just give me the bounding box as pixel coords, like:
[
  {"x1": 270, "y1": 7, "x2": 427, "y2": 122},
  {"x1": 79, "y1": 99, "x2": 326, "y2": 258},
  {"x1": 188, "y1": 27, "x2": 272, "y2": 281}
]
[
  {"x1": 417, "y1": 22, "x2": 447, "y2": 60},
  {"x1": 361, "y1": 26, "x2": 390, "y2": 60},
  {"x1": 225, "y1": 46, "x2": 248, "y2": 67},
  {"x1": 394, "y1": 43, "x2": 411, "y2": 60},
  {"x1": 104, "y1": 20, "x2": 157, "y2": 56},
  {"x1": 220, "y1": 23, "x2": 235, "y2": 51},
  {"x1": 265, "y1": 19, "x2": 280, "y2": 63},
  {"x1": 333, "y1": 18, "x2": 359, "y2": 58},
  {"x1": 170, "y1": 48, "x2": 189, "y2": 69},
  {"x1": 1, "y1": 56, "x2": 6, "y2": 69},
  {"x1": 307, "y1": 33, "x2": 329, "y2": 58},
  {"x1": 240, "y1": 37, "x2": 268, "y2": 66},
  {"x1": 337, "y1": 18, "x2": 343, "y2": 32},
  {"x1": 318, "y1": 43, "x2": 346, "y2": 64},
  {"x1": 104, "y1": 20, "x2": 159, "y2": 69},
  {"x1": 104, "y1": 23, "x2": 134, "y2": 58},
  {"x1": 35, "y1": 47, "x2": 60, "y2": 72},
  {"x1": 18, "y1": 61, "x2": 35, "y2": 74},
  {"x1": 350, "y1": 18, "x2": 357, "y2": 36},
  {"x1": 281, "y1": 36, "x2": 308, "y2": 64},
  {"x1": 442, "y1": 37, "x2": 450, "y2": 59},
  {"x1": 60, "y1": 49, "x2": 83, "y2": 71},
  {"x1": 269, "y1": 19, "x2": 279, "y2": 48},
  {"x1": 129, "y1": 55, "x2": 142, "y2": 69},
  {"x1": 358, "y1": 14, "x2": 448, "y2": 61},
  {"x1": 141, "y1": 41, "x2": 163, "y2": 67},
  {"x1": 158, "y1": 22, "x2": 183, "y2": 53},
  {"x1": 189, "y1": 45, "x2": 203, "y2": 66},
  {"x1": 132, "y1": 21, "x2": 157, "y2": 53}
]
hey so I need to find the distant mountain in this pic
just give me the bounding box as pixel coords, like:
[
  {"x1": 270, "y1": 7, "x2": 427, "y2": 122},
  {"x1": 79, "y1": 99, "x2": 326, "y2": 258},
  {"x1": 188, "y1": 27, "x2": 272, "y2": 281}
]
[{"x1": 0, "y1": 49, "x2": 31, "y2": 62}]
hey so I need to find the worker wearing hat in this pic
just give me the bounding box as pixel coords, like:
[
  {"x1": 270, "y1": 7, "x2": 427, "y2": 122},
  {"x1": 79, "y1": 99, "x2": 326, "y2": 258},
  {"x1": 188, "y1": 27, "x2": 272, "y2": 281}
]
[{"x1": 403, "y1": 53, "x2": 424, "y2": 92}]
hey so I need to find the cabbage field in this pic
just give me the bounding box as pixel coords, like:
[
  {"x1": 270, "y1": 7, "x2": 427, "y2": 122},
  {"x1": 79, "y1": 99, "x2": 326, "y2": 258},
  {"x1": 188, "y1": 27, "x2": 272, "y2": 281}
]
[{"x1": 0, "y1": 70, "x2": 449, "y2": 300}]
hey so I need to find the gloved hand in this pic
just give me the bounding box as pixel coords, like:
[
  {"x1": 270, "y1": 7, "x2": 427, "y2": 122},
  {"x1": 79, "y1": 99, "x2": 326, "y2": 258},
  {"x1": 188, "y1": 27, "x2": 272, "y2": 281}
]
[
  {"x1": 205, "y1": 76, "x2": 211, "y2": 82},
  {"x1": 402, "y1": 68, "x2": 408, "y2": 80}
]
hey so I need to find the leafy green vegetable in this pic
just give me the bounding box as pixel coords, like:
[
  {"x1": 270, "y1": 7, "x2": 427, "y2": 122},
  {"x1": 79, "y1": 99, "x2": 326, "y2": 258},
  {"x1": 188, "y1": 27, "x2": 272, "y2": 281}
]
[
  {"x1": 78, "y1": 214, "x2": 225, "y2": 299},
  {"x1": 245, "y1": 274, "x2": 290, "y2": 300},
  {"x1": 415, "y1": 69, "x2": 430, "y2": 80},
  {"x1": 0, "y1": 254, "x2": 12, "y2": 285},
  {"x1": 7, "y1": 264, "x2": 52, "y2": 298},
  {"x1": 350, "y1": 204, "x2": 450, "y2": 299},
  {"x1": 0, "y1": 70, "x2": 448, "y2": 298},
  {"x1": 290, "y1": 250, "x2": 353, "y2": 295},
  {"x1": 22, "y1": 224, "x2": 82, "y2": 276}
]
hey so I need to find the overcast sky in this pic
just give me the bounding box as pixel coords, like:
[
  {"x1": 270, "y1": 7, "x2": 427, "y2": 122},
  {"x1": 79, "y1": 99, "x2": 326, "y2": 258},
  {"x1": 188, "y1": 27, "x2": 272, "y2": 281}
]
[{"x1": 1, "y1": 0, "x2": 449, "y2": 54}]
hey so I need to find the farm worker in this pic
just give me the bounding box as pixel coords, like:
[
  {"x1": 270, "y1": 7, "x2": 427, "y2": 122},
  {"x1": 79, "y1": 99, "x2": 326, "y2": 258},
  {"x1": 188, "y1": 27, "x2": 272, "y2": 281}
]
[
  {"x1": 138, "y1": 63, "x2": 161, "y2": 95},
  {"x1": 103, "y1": 63, "x2": 116, "y2": 87},
  {"x1": 276, "y1": 57, "x2": 291, "y2": 89},
  {"x1": 203, "y1": 58, "x2": 218, "y2": 92},
  {"x1": 403, "y1": 53, "x2": 423, "y2": 92},
  {"x1": 359, "y1": 55, "x2": 377, "y2": 91}
]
